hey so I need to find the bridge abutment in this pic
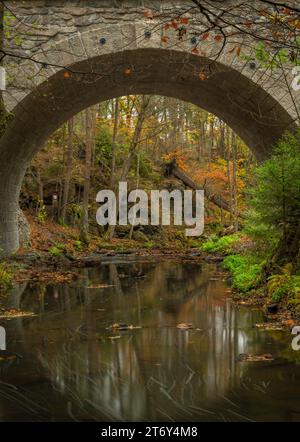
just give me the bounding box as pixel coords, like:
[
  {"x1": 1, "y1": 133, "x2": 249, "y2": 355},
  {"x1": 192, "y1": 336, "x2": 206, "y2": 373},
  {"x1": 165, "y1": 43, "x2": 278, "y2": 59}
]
[{"x1": 0, "y1": 160, "x2": 25, "y2": 256}]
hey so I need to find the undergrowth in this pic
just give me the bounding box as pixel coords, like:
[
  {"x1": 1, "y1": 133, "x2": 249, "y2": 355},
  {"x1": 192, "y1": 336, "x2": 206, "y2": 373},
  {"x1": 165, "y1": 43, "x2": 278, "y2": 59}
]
[
  {"x1": 201, "y1": 233, "x2": 241, "y2": 254},
  {"x1": 223, "y1": 254, "x2": 264, "y2": 293}
]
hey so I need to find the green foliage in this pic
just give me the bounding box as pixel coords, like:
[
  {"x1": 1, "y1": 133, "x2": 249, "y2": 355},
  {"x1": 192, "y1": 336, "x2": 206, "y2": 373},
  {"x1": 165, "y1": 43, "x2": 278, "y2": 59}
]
[
  {"x1": 223, "y1": 254, "x2": 263, "y2": 292},
  {"x1": 49, "y1": 243, "x2": 65, "y2": 257},
  {"x1": 0, "y1": 263, "x2": 13, "y2": 290},
  {"x1": 144, "y1": 241, "x2": 157, "y2": 249},
  {"x1": 37, "y1": 200, "x2": 47, "y2": 224},
  {"x1": 201, "y1": 234, "x2": 241, "y2": 254},
  {"x1": 70, "y1": 204, "x2": 83, "y2": 221},
  {"x1": 74, "y1": 240, "x2": 83, "y2": 251},
  {"x1": 57, "y1": 218, "x2": 68, "y2": 228},
  {"x1": 242, "y1": 41, "x2": 300, "y2": 70},
  {"x1": 174, "y1": 230, "x2": 188, "y2": 245},
  {"x1": 244, "y1": 208, "x2": 278, "y2": 251},
  {"x1": 245, "y1": 130, "x2": 300, "y2": 252},
  {"x1": 131, "y1": 151, "x2": 152, "y2": 179},
  {"x1": 268, "y1": 264, "x2": 300, "y2": 303},
  {"x1": 95, "y1": 124, "x2": 113, "y2": 162}
]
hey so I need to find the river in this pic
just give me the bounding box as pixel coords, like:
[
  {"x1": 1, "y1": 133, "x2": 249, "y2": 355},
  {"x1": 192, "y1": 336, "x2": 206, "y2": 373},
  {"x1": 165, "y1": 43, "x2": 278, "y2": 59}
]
[{"x1": 0, "y1": 258, "x2": 299, "y2": 421}]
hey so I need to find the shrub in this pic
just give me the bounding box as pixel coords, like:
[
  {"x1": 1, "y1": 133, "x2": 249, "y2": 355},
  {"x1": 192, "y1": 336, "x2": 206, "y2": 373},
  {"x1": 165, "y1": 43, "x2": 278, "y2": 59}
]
[
  {"x1": 245, "y1": 130, "x2": 300, "y2": 260},
  {"x1": 0, "y1": 263, "x2": 13, "y2": 290},
  {"x1": 201, "y1": 233, "x2": 241, "y2": 254},
  {"x1": 49, "y1": 243, "x2": 66, "y2": 257},
  {"x1": 268, "y1": 264, "x2": 300, "y2": 303},
  {"x1": 74, "y1": 240, "x2": 83, "y2": 251},
  {"x1": 223, "y1": 254, "x2": 263, "y2": 292},
  {"x1": 37, "y1": 200, "x2": 47, "y2": 224}
]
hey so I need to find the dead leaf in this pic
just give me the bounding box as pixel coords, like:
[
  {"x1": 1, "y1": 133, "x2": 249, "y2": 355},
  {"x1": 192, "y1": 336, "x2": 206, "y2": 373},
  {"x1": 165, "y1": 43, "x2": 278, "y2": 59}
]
[{"x1": 177, "y1": 322, "x2": 193, "y2": 329}]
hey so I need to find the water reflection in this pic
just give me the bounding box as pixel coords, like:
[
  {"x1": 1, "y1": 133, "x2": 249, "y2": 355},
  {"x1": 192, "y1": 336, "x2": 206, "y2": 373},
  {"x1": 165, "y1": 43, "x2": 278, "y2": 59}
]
[{"x1": 0, "y1": 260, "x2": 300, "y2": 421}]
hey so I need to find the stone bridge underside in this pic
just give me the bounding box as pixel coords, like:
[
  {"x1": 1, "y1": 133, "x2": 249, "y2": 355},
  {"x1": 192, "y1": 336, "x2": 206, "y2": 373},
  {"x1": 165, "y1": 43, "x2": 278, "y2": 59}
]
[{"x1": 0, "y1": 0, "x2": 299, "y2": 256}]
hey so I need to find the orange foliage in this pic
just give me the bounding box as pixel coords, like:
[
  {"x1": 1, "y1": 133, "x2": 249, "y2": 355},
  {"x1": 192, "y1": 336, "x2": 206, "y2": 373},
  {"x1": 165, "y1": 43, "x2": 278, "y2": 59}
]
[
  {"x1": 163, "y1": 148, "x2": 188, "y2": 172},
  {"x1": 193, "y1": 159, "x2": 246, "y2": 212}
]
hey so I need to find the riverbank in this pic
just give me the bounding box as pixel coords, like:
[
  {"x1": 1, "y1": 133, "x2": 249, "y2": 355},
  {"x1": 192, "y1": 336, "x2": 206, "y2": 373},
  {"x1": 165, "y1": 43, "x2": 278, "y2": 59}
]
[
  {"x1": 2, "y1": 258, "x2": 299, "y2": 421},
  {"x1": 0, "y1": 213, "x2": 299, "y2": 327},
  {"x1": 200, "y1": 234, "x2": 300, "y2": 328}
]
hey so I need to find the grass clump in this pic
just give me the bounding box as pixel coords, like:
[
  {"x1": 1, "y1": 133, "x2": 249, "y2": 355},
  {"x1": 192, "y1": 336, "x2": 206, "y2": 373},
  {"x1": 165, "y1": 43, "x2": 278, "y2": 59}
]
[
  {"x1": 223, "y1": 254, "x2": 263, "y2": 292},
  {"x1": 201, "y1": 234, "x2": 241, "y2": 254}
]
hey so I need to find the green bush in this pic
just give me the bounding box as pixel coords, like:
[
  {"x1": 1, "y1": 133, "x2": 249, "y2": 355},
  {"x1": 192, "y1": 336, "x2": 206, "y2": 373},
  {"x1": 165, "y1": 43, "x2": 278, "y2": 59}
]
[
  {"x1": 49, "y1": 243, "x2": 66, "y2": 257},
  {"x1": 0, "y1": 263, "x2": 13, "y2": 290},
  {"x1": 201, "y1": 234, "x2": 241, "y2": 254},
  {"x1": 74, "y1": 240, "x2": 83, "y2": 251},
  {"x1": 144, "y1": 241, "x2": 157, "y2": 249},
  {"x1": 268, "y1": 264, "x2": 300, "y2": 303},
  {"x1": 223, "y1": 254, "x2": 263, "y2": 292},
  {"x1": 245, "y1": 130, "x2": 300, "y2": 257}
]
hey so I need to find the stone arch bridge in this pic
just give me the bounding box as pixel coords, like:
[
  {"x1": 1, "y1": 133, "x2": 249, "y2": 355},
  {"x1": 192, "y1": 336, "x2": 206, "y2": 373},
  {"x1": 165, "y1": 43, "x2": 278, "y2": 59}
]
[{"x1": 0, "y1": 0, "x2": 299, "y2": 256}]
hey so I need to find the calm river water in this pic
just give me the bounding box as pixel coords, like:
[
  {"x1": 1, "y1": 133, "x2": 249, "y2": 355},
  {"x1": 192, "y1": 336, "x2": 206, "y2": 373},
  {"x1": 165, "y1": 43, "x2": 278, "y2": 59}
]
[{"x1": 0, "y1": 259, "x2": 299, "y2": 421}]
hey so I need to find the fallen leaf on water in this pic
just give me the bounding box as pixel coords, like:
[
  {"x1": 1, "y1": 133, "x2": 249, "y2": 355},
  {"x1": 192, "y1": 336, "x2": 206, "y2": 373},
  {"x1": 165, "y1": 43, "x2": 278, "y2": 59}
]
[
  {"x1": 108, "y1": 323, "x2": 142, "y2": 331},
  {"x1": 237, "y1": 353, "x2": 274, "y2": 362},
  {"x1": 128, "y1": 325, "x2": 142, "y2": 330},
  {"x1": 177, "y1": 323, "x2": 193, "y2": 329},
  {"x1": 87, "y1": 284, "x2": 114, "y2": 289},
  {"x1": 111, "y1": 323, "x2": 129, "y2": 330},
  {"x1": 255, "y1": 323, "x2": 284, "y2": 331},
  {"x1": 283, "y1": 319, "x2": 295, "y2": 327},
  {"x1": 0, "y1": 309, "x2": 36, "y2": 319},
  {"x1": 0, "y1": 355, "x2": 17, "y2": 362}
]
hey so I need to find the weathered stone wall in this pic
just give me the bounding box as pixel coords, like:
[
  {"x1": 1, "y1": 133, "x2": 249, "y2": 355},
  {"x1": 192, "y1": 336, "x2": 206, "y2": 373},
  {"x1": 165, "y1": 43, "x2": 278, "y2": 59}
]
[{"x1": 3, "y1": 0, "x2": 299, "y2": 121}]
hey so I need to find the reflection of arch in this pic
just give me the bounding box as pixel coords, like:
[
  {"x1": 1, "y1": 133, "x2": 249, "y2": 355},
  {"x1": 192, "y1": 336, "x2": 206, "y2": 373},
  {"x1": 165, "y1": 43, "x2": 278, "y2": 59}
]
[{"x1": 0, "y1": 42, "x2": 296, "y2": 255}]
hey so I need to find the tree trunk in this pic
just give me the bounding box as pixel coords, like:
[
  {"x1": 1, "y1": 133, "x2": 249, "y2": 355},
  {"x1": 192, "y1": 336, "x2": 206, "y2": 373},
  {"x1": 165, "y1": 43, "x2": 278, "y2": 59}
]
[
  {"x1": 61, "y1": 117, "x2": 74, "y2": 223},
  {"x1": 81, "y1": 108, "x2": 95, "y2": 243},
  {"x1": 272, "y1": 222, "x2": 300, "y2": 270},
  {"x1": 232, "y1": 131, "x2": 238, "y2": 231},
  {"x1": 110, "y1": 98, "x2": 119, "y2": 187},
  {"x1": 226, "y1": 127, "x2": 233, "y2": 224},
  {"x1": 106, "y1": 96, "x2": 151, "y2": 241}
]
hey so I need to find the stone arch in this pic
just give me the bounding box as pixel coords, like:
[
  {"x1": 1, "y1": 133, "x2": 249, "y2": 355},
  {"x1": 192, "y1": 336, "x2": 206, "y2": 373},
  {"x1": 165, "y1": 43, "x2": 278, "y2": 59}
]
[{"x1": 0, "y1": 39, "x2": 297, "y2": 255}]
